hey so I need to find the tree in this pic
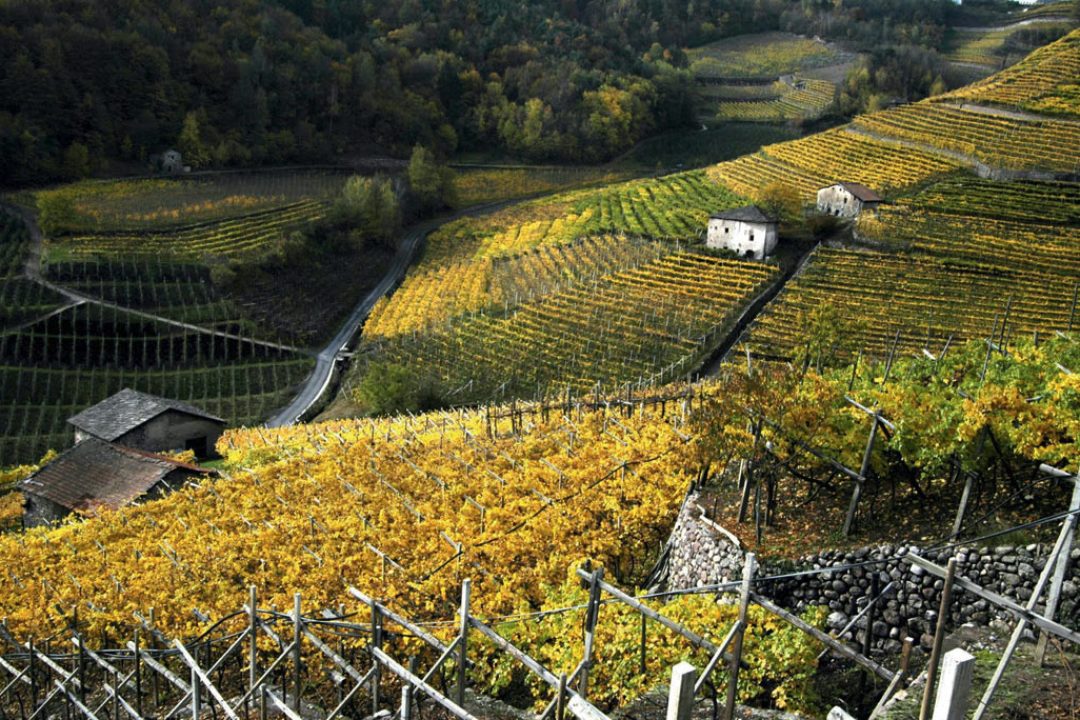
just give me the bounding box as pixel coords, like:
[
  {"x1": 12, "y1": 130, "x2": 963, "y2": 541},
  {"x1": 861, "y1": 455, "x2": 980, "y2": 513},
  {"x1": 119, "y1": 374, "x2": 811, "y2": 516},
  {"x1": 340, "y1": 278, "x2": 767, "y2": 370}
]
[
  {"x1": 759, "y1": 181, "x2": 802, "y2": 224},
  {"x1": 61, "y1": 142, "x2": 91, "y2": 179},
  {"x1": 355, "y1": 361, "x2": 441, "y2": 414},
  {"x1": 177, "y1": 111, "x2": 209, "y2": 168},
  {"x1": 407, "y1": 144, "x2": 445, "y2": 210},
  {"x1": 334, "y1": 175, "x2": 401, "y2": 245},
  {"x1": 37, "y1": 192, "x2": 77, "y2": 236}
]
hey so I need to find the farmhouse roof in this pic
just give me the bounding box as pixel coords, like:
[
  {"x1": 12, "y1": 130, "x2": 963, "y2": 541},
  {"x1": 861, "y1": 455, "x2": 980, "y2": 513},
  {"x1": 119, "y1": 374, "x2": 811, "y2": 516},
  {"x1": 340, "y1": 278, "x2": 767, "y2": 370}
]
[
  {"x1": 709, "y1": 205, "x2": 777, "y2": 224},
  {"x1": 68, "y1": 389, "x2": 224, "y2": 441},
  {"x1": 833, "y1": 182, "x2": 883, "y2": 203},
  {"x1": 18, "y1": 438, "x2": 213, "y2": 514}
]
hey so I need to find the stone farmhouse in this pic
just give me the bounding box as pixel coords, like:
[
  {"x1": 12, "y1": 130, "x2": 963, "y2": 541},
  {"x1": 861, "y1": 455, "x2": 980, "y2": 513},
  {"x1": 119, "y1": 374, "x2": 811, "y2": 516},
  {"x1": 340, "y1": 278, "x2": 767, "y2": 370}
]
[
  {"x1": 161, "y1": 149, "x2": 184, "y2": 173},
  {"x1": 68, "y1": 388, "x2": 225, "y2": 459},
  {"x1": 706, "y1": 205, "x2": 779, "y2": 260},
  {"x1": 815, "y1": 182, "x2": 883, "y2": 218},
  {"x1": 19, "y1": 438, "x2": 214, "y2": 528}
]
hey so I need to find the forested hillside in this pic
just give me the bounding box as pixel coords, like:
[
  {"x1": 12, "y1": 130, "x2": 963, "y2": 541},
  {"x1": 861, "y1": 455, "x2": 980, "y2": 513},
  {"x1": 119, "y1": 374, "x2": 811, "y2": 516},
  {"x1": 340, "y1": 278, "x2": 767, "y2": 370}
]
[{"x1": 1, "y1": 0, "x2": 967, "y2": 184}]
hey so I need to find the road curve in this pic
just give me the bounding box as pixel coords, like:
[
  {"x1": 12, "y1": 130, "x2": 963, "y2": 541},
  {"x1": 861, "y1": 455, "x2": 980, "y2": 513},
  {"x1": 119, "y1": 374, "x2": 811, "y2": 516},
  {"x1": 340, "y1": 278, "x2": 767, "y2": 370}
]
[
  {"x1": 266, "y1": 224, "x2": 426, "y2": 426},
  {"x1": 265, "y1": 196, "x2": 538, "y2": 427}
]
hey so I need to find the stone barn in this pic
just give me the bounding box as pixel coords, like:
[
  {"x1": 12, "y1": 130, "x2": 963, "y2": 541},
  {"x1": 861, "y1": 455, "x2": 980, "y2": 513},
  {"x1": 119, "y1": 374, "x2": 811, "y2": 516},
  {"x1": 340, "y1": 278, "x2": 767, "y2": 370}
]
[
  {"x1": 68, "y1": 389, "x2": 225, "y2": 459},
  {"x1": 161, "y1": 149, "x2": 183, "y2": 174},
  {"x1": 19, "y1": 438, "x2": 214, "y2": 528},
  {"x1": 706, "y1": 206, "x2": 779, "y2": 260},
  {"x1": 815, "y1": 182, "x2": 883, "y2": 218}
]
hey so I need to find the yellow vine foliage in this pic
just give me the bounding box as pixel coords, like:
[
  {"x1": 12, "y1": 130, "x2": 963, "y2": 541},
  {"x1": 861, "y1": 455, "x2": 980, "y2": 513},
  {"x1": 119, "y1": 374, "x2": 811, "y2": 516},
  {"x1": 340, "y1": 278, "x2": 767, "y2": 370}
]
[{"x1": 0, "y1": 404, "x2": 698, "y2": 642}]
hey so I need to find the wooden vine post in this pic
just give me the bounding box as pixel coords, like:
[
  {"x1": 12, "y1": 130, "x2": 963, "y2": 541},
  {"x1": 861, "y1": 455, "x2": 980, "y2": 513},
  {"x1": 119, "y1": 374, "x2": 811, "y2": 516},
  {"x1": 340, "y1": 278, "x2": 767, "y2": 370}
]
[
  {"x1": 843, "y1": 397, "x2": 894, "y2": 537},
  {"x1": 579, "y1": 565, "x2": 604, "y2": 699},
  {"x1": 919, "y1": 558, "x2": 957, "y2": 720},
  {"x1": 724, "y1": 552, "x2": 755, "y2": 720},
  {"x1": 457, "y1": 578, "x2": 471, "y2": 708},
  {"x1": 1034, "y1": 465, "x2": 1080, "y2": 666}
]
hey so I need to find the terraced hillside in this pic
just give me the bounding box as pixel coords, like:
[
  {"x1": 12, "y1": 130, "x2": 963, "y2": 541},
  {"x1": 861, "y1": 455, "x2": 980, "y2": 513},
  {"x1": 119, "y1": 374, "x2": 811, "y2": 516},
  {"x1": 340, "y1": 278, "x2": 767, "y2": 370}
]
[
  {"x1": 48, "y1": 199, "x2": 329, "y2": 260},
  {"x1": 0, "y1": 211, "x2": 65, "y2": 331},
  {"x1": 940, "y1": 28, "x2": 1080, "y2": 114},
  {"x1": 748, "y1": 245, "x2": 1073, "y2": 360},
  {"x1": 0, "y1": 173, "x2": 375, "y2": 463},
  {"x1": 943, "y1": 21, "x2": 1074, "y2": 70},
  {"x1": 737, "y1": 31, "x2": 1080, "y2": 363},
  {"x1": 708, "y1": 128, "x2": 963, "y2": 204},
  {"x1": 853, "y1": 103, "x2": 1080, "y2": 173},
  {"x1": 360, "y1": 251, "x2": 776, "y2": 403},
  {"x1": 364, "y1": 235, "x2": 667, "y2": 341},
  {"x1": 350, "y1": 33, "x2": 1080, "y2": 409},
  {"x1": 0, "y1": 302, "x2": 312, "y2": 463},
  {"x1": 0, "y1": 398, "x2": 696, "y2": 634},
  {"x1": 687, "y1": 32, "x2": 852, "y2": 124},
  {"x1": 346, "y1": 170, "x2": 767, "y2": 409}
]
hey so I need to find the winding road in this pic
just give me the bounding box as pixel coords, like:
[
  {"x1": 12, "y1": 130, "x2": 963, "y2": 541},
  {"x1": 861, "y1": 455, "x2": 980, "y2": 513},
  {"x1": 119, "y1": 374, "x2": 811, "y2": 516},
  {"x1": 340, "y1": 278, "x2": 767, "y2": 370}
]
[
  {"x1": 265, "y1": 196, "x2": 547, "y2": 427},
  {"x1": 265, "y1": 224, "x2": 426, "y2": 426}
]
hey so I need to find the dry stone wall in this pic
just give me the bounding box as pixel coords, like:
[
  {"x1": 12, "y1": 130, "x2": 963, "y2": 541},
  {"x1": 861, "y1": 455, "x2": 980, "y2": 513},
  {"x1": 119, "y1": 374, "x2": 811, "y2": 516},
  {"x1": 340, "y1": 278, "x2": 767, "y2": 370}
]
[{"x1": 663, "y1": 492, "x2": 1080, "y2": 654}]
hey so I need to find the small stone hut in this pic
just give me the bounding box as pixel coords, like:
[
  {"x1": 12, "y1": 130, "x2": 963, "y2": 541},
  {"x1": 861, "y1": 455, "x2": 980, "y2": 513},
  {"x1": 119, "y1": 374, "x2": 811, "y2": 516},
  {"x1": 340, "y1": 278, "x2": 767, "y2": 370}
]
[
  {"x1": 19, "y1": 438, "x2": 214, "y2": 528},
  {"x1": 161, "y1": 149, "x2": 183, "y2": 174},
  {"x1": 68, "y1": 389, "x2": 225, "y2": 459},
  {"x1": 705, "y1": 205, "x2": 779, "y2": 260},
  {"x1": 815, "y1": 182, "x2": 883, "y2": 218}
]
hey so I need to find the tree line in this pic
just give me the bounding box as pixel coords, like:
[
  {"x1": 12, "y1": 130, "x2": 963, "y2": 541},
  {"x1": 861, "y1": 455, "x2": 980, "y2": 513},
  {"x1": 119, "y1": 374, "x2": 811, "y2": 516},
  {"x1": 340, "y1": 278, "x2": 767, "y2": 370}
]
[{"x1": 2, "y1": 0, "x2": 972, "y2": 185}]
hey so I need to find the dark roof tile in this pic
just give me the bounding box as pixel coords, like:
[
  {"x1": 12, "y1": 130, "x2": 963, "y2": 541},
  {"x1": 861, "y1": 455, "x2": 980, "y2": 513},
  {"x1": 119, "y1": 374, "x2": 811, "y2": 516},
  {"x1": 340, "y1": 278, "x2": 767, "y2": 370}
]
[
  {"x1": 709, "y1": 205, "x2": 777, "y2": 223},
  {"x1": 18, "y1": 438, "x2": 212, "y2": 514},
  {"x1": 836, "y1": 182, "x2": 883, "y2": 202},
  {"x1": 68, "y1": 389, "x2": 224, "y2": 441}
]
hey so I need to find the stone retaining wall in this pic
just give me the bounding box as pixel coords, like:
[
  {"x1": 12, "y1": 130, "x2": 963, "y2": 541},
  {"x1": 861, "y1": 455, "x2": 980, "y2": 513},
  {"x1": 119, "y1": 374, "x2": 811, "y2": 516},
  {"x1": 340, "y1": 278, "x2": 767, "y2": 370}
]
[{"x1": 663, "y1": 492, "x2": 1080, "y2": 654}]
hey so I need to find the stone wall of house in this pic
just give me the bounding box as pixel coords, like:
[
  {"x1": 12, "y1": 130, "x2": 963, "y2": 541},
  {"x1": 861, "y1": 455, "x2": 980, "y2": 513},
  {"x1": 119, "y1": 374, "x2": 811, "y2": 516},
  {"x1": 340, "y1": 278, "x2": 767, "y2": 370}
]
[{"x1": 662, "y1": 492, "x2": 1080, "y2": 654}]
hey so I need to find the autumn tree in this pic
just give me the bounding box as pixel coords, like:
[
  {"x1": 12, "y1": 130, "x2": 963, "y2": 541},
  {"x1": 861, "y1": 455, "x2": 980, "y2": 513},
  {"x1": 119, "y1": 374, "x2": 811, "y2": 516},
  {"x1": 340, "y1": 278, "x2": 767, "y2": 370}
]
[
  {"x1": 759, "y1": 181, "x2": 802, "y2": 224},
  {"x1": 333, "y1": 175, "x2": 401, "y2": 246},
  {"x1": 407, "y1": 145, "x2": 449, "y2": 211},
  {"x1": 177, "y1": 111, "x2": 210, "y2": 169}
]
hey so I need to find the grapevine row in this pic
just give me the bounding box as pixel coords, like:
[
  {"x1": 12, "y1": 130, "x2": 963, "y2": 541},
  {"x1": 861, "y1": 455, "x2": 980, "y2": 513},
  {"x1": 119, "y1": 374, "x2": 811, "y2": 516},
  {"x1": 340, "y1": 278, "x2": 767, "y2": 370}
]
[
  {"x1": 365, "y1": 235, "x2": 668, "y2": 340},
  {"x1": 854, "y1": 102, "x2": 1080, "y2": 172},
  {"x1": 747, "y1": 247, "x2": 1073, "y2": 360},
  {"x1": 0, "y1": 400, "x2": 696, "y2": 638},
  {"x1": 52, "y1": 200, "x2": 327, "y2": 260},
  {"x1": 367, "y1": 252, "x2": 776, "y2": 403},
  {"x1": 941, "y1": 29, "x2": 1080, "y2": 113}
]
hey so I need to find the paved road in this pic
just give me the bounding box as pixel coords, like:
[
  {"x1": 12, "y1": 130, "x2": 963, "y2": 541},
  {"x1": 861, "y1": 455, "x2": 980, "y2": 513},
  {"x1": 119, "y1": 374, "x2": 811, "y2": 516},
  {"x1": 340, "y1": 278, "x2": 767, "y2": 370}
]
[
  {"x1": 266, "y1": 224, "x2": 426, "y2": 426},
  {"x1": 264, "y1": 192, "x2": 577, "y2": 427}
]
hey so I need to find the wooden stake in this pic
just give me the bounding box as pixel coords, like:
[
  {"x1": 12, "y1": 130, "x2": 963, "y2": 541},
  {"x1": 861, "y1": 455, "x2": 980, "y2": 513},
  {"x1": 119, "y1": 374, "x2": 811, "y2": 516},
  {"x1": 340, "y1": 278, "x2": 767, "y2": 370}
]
[
  {"x1": 292, "y1": 595, "x2": 302, "y2": 714},
  {"x1": 371, "y1": 603, "x2": 382, "y2": 714},
  {"x1": 951, "y1": 468, "x2": 975, "y2": 540},
  {"x1": 190, "y1": 653, "x2": 201, "y2": 720},
  {"x1": 400, "y1": 683, "x2": 412, "y2": 720},
  {"x1": 456, "y1": 579, "x2": 471, "y2": 709},
  {"x1": 972, "y1": 478, "x2": 1080, "y2": 719},
  {"x1": 920, "y1": 558, "x2": 956, "y2": 720},
  {"x1": 555, "y1": 673, "x2": 567, "y2": 720},
  {"x1": 844, "y1": 412, "x2": 879, "y2": 537},
  {"x1": 134, "y1": 630, "x2": 143, "y2": 720},
  {"x1": 639, "y1": 616, "x2": 647, "y2": 676},
  {"x1": 579, "y1": 567, "x2": 603, "y2": 699},
  {"x1": 724, "y1": 553, "x2": 755, "y2": 720},
  {"x1": 1035, "y1": 473, "x2": 1080, "y2": 665}
]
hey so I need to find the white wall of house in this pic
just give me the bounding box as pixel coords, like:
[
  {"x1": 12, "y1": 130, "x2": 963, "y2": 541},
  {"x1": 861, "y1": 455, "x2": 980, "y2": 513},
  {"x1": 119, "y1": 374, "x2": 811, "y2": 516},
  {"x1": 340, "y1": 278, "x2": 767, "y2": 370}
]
[
  {"x1": 706, "y1": 219, "x2": 778, "y2": 260},
  {"x1": 816, "y1": 185, "x2": 878, "y2": 218}
]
